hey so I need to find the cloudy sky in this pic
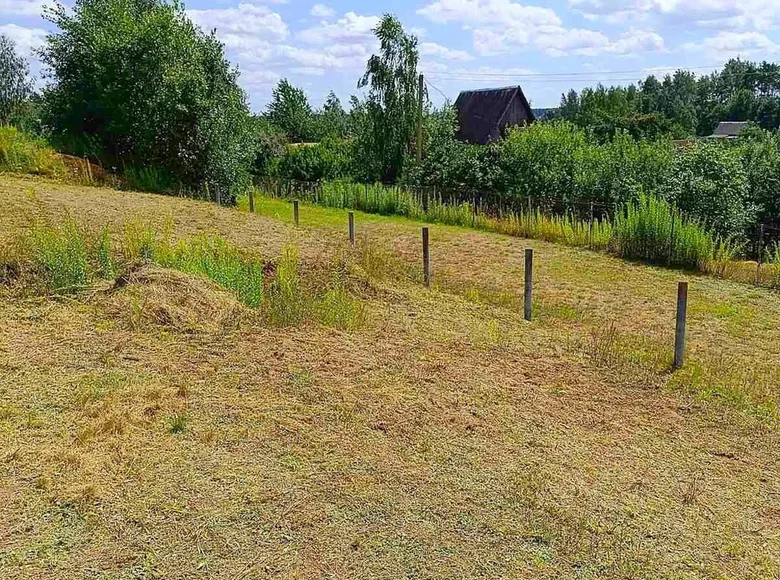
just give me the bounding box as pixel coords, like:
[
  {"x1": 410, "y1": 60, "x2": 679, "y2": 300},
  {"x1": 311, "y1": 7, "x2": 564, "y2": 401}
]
[{"x1": 2, "y1": 0, "x2": 780, "y2": 111}]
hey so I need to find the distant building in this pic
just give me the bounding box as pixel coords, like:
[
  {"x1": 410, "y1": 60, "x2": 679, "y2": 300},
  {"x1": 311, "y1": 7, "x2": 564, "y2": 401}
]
[
  {"x1": 454, "y1": 86, "x2": 535, "y2": 145},
  {"x1": 707, "y1": 121, "x2": 750, "y2": 139}
]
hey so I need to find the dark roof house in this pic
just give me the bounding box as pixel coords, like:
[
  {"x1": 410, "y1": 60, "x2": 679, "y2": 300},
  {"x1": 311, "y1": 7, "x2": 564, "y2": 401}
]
[
  {"x1": 707, "y1": 121, "x2": 749, "y2": 139},
  {"x1": 454, "y1": 86, "x2": 535, "y2": 145}
]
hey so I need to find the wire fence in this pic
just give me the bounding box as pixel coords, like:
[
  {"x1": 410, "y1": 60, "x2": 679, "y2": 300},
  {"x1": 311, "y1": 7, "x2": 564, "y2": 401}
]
[
  {"x1": 253, "y1": 176, "x2": 780, "y2": 261},
  {"x1": 253, "y1": 176, "x2": 616, "y2": 221}
]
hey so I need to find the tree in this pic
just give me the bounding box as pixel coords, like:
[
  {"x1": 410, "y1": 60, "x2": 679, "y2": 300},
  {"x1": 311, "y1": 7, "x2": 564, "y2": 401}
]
[
  {"x1": 311, "y1": 91, "x2": 347, "y2": 140},
  {"x1": 266, "y1": 79, "x2": 313, "y2": 142},
  {"x1": 355, "y1": 14, "x2": 422, "y2": 182},
  {"x1": 0, "y1": 34, "x2": 33, "y2": 125},
  {"x1": 40, "y1": 0, "x2": 253, "y2": 198}
]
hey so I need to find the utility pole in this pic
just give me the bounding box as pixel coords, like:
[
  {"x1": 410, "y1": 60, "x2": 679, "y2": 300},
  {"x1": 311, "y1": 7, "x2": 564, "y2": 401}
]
[{"x1": 417, "y1": 73, "x2": 424, "y2": 163}]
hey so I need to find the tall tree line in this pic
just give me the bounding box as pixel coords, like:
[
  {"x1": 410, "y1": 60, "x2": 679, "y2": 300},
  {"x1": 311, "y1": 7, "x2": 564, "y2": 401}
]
[{"x1": 556, "y1": 59, "x2": 780, "y2": 140}]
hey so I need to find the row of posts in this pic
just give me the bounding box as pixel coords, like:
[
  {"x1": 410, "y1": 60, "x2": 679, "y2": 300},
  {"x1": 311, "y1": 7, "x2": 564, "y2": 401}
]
[{"x1": 248, "y1": 195, "x2": 690, "y2": 370}]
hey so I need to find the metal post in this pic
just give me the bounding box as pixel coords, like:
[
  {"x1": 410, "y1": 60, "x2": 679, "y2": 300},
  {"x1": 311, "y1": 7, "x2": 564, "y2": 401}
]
[
  {"x1": 524, "y1": 248, "x2": 533, "y2": 321},
  {"x1": 293, "y1": 200, "x2": 299, "y2": 227},
  {"x1": 422, "y1": 227, "x2": 430, "y2": 287},
  {"x1": 348, "y1": 211, "x2": 355, "y2": 247},
  {"x1": 673, "y1": 281, "x2": 688, "y2": 369}
]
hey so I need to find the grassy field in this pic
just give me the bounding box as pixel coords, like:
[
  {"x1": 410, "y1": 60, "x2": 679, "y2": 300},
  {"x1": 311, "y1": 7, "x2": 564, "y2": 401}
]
[{"x1": 1, "y1": 175, "x2": 780, "y2": 579}]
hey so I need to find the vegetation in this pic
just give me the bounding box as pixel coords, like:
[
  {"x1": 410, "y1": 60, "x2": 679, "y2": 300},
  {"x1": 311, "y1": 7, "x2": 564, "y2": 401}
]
[
  {"x1": 353, "y1": 14, "x2": 423, "y2": 182},
  {"x1": 4, "y1": 209, "x2": 364, "y2": 329},
  {"x1": 0, "y1": 34, "x2": 34, "y2": 126},
  {"x1": 555, "y1": 59, "x2": 780, "y2": 138},
  {"x1": 41, "y1": 0, "x2": 254, "y2": 199},
  {"x1": 0, "y1": 125, "x2": 63, "y2": 176},
  {"x1": 258, "y1": 177, "x2": 729, "y2": 273},
  {"x1": 2, "y1": 176, "x2": 780, "y2": 578}
]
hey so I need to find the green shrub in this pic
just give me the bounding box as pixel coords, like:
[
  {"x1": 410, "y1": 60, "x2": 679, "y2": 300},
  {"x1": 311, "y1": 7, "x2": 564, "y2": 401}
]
[
  {"x1": 274, "y1": 137, "x2": 353, "y2": 182},
  {"x1": 663, "y1": 142, "x2": 754, "y2": 239},
  {"x1": 41, "y1": 0, "x2": 255, "y2": 200}
]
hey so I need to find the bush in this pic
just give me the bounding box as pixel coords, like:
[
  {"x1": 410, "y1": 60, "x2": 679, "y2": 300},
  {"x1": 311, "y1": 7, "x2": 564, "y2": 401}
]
[
  {"x1": 664, "y1": 142, "x2": 754, "y2": 239},
  {"x1": 274, "y1": 138, "x2": 353, "y2": 182},
  {"x1": 41, "y1": 0, "x2": 254, "y2": 200}
]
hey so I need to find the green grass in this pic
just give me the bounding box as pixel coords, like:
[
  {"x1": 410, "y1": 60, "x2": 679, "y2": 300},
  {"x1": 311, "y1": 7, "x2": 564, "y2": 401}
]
[
  {"x1": 253, "y1": 180, "x2": 732, "y2": 275},
  {"x1": 26, "y1": 214, "x2": 90, "y2": 293},
  {"x1": 0, "y1": 126, "x2": 64, "y2": 177},
  {"x1": 156, "y1": 235, "x2": 265, "y2": 309},
  {"x1": 8, "y1": 212, "x2": 366, "y2": 330}
]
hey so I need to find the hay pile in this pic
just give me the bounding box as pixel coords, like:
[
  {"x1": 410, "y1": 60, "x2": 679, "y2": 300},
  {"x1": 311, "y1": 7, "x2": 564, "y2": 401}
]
[{"x1": 104, "y1": 266, "x2": 246, "y2": 333}]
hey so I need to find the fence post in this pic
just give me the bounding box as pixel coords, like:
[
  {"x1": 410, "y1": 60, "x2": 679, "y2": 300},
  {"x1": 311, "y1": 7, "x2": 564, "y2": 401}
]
[
  {"x1": 756, "y1": 223, "x2": 765, "y2": 285},
  {"x1": 668, "y1": 208, "x2": 676, "y2": 265},
  {"x1": 248, "y1": 188, "x2": 255, "y2": 213},
  {"x1": 524, "y1": 248, "x2": 533, "y2": 321},
  {"x1": 293, "y1": 200, "x2": 299, "y2": 227},
  {"x1": 348, "y1": 211, "x2": 355, "y2": 247},
  {"x1": 673, "y1": 281, "x2": 688, "y2": 370},
  {"x1": 215, "y1": 184, "x2": 221, "y2": 207},
  {"x1": 422, "y1": 227, "x2": 430, "y2": 287},
  {"x1": 589, "y1": 201, "x2": 594, "y2": 249}
]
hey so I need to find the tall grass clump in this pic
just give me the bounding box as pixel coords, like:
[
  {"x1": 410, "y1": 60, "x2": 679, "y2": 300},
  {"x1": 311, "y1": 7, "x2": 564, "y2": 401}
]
[
  {"x1": 265, "y1": 246, "x2": 306, "y2": 326},
  {"x1": 612, "y1": 194, "x2": 731, "y2": 270},
  {"x1": 765, "y1": 243, "x2": 780, "y2": 289},
  {"x1": 0, "y1": 126, "x2": 64, "y2": 177},
  {"x1": 26, "y1": 215, "x2": 90, "y2": 293},
  {"x1": 156, "y1": 235, "x2": 264, "y2": 308}
]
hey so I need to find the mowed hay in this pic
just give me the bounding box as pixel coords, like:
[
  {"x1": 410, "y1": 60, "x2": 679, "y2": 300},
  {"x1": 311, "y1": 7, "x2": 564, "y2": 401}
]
[{"x1": 104, "y1": 265, "x2": 246, "y2": 333}]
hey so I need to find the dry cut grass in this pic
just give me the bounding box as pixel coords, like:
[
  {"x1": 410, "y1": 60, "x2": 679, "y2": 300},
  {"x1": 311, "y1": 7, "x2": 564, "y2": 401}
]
[{"x1": 1, "y1": 175, "x2": 780, "y2": 579}]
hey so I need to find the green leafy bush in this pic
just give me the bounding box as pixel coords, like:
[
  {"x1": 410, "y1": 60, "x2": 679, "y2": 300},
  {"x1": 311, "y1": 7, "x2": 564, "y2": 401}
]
[
  {"x1": 664, "y1": 142, "x2": 754, "y2": 239},
  {"x1": 274, "y1": 138, "x2": 353, "y2": 182},
  {"x1": 41, "y1": 0, "x2": 254, "y2": 200}
]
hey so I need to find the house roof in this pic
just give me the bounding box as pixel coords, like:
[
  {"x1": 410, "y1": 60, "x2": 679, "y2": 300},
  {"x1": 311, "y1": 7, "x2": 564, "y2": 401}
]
[
  {"x1": 710, "y1": 121, "x2": 749, "y2": 138},
  {"x1": 454, "y1": 86, "x2": 534, "y2": 145}
]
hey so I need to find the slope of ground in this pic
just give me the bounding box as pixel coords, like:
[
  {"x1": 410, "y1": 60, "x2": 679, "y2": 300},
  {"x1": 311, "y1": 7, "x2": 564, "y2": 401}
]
[{"x1": 1, "y1": 175, "x2": 779, "y2": 579}]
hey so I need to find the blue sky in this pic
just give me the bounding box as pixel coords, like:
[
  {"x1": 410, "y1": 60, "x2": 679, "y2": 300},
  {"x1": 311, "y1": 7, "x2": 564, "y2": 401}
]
[{"x1": 3, "y1": 0, "x2": 780, "y2": 111}]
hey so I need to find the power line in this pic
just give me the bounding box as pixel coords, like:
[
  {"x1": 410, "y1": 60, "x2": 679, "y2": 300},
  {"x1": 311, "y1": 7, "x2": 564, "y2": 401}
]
[
  {"x1": 422, "y1": 65, "x2": 724, "y2": 78},
  {"x1": 425, "y1": 79, "x2": 449, "y2": 102}
]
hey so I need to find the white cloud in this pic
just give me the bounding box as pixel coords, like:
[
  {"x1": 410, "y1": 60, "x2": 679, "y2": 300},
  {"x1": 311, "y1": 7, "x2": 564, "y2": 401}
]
[
  {"x1": 418, "y1": 0, "x2": 664, "y2": 57},
  {"x1": 297, "y1": 12, "x2": 379, "y2": 45},
  {"x1": 682, "y1": 31, "x2": 780, "y2": 59},
  {"x1": 418, "y1": 0, "x2": 560, "y2": 27},
  {"x1": 0, "y1": 0, "x2": 48, "y2": 16},
  {"x1": 186, "y1": 4, "x2": 289, "y2": 42},
  {"x1": 310, "y1": 3, "x2": 334, "y2": 18},
  {"x1": 570, "y1": 0, "x2": 780, "y2": 31},
  {"x1": 275, "y1": 42, "x2": 371, "y2": 70},
  {"x1": 0, "y1": 23, "x2": 46, "y2": 57},
  {"x1": 420, "y1": 41, "x2": 473, "y2": 61}
]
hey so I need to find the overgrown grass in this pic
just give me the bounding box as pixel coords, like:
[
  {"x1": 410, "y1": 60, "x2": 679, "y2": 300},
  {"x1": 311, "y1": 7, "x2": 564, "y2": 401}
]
[
  {"x1": 0, "y1": 126, "x2": 64, "y2": 177},
  {"x1": 5, "y1": 212, "x2": 365, "y2": 329},
  {"x1": 612, "y1": 194, "x2": 739, "y2": 272},
  {"x1": 258, "y1": 180, "x2": 735, "y2": 273}
]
